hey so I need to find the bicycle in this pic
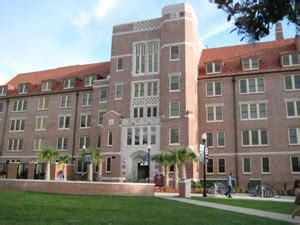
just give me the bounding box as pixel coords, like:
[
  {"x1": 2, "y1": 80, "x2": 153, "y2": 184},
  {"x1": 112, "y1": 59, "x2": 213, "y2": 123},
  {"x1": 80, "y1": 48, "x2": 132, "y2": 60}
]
[
  {"x1": 249, "y1": 183, "x2": 281, "y2": 198},
  {"x1": 208, "y1": 182, "x2": 227, "y2": 195}
]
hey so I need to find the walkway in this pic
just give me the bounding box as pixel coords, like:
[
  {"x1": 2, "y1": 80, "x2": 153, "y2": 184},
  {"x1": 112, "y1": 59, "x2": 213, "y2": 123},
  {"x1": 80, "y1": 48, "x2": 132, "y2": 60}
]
[{"x1": 155, "y1": 193, "x2": 300, "y2": 224}]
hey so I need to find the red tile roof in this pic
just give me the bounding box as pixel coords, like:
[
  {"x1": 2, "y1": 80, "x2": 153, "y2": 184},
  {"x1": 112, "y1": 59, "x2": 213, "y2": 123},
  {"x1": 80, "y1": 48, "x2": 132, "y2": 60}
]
[{"x1": 199, "y1": 38, "x2": 297, "y2": 78}]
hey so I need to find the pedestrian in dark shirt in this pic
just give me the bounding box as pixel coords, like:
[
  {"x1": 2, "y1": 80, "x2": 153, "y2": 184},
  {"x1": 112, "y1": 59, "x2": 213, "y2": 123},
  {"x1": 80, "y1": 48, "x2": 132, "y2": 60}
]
[
  {"x1": 292, "y1": 180, "x2": 300, "y2": 219},
  {"x1": 225, "y1": 172, "x2": 233, "y2": 198}
]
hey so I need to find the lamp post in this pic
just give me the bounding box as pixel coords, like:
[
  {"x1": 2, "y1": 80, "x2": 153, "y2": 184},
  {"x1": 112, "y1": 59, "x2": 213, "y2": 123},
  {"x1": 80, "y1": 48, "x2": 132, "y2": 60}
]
[
  {"x1": 147, "y1": 145, "x2": 151, "y2": 183},
  {"x1": 201, "y1": 133, "x2": 207, "y2": 197}
]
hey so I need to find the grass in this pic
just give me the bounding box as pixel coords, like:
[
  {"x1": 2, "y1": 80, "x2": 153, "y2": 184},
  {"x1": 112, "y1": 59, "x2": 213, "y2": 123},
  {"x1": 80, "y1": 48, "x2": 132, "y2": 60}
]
[
  {"x1": 192, "y1": 196, "x2": 294, "y2": 215},
  {"x1": 0, "y1": 190, "x2": 293, "y2": 225}
]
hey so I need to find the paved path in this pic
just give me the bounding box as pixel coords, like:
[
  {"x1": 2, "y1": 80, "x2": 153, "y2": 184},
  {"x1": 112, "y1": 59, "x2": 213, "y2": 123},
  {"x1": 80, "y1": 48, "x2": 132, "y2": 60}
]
[{"x1": 155, "y1": 193, "x2": 300, "y2": 224}]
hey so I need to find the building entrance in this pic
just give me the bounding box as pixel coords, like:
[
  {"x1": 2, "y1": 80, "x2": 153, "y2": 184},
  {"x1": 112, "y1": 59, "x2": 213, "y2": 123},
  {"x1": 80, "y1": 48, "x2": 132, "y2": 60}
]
[{"x1": 137, "y1": 163, "x2": 149, "y2": 182}]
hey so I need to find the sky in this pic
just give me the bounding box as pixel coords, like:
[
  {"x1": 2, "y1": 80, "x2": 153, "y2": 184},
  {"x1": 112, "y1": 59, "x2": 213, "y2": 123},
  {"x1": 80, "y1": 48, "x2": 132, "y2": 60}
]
[{"x1": 0, "y1": 0, "x2": 296, "y2": 85}]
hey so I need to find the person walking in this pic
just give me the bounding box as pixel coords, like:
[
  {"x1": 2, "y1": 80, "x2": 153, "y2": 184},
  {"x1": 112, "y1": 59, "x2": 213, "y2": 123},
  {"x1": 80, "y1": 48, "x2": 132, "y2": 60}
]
[
  {"x1": 292, "y1": 180, "x2": 300, "y2": 219},
  {"x1": 225, "y1": 172, "x2": 233, "y2": 198}
]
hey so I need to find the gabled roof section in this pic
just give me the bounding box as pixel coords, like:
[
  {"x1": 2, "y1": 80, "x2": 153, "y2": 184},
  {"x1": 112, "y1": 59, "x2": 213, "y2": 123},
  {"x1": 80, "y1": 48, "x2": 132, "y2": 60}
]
[
  {"x1": 7, "y1": 61, "x2": 110, "y2": 88},
  {"x1": 199, "y1": 38, "x2": 296, "y2": 78}
]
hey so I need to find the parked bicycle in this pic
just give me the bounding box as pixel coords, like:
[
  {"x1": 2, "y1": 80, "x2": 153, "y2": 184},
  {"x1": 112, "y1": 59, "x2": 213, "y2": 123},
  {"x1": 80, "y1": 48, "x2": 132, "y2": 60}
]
[
  {"x1": 208, "y1": 182, "x2": 234, "y2": 195},
  {"x1": 248, "y1": 183, "x2": 281, "y2": 198}
]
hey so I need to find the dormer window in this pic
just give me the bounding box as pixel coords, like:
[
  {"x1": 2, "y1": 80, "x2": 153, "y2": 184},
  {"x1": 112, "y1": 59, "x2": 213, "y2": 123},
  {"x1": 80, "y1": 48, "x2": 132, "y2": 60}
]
[
  {"x1": 242, "y1": 57, "x2": 259, "y2": 71},
  {"x1": 84, "y1": 75, "x2": 96, "y2": 87},
  {"x1": 0, "y1": 86, "x2": 6, "y2": 96},
  {"x1": 19, "y1": 84, "x2": 28, "y2": 94},
  {"x1": 282, "y1": 53, "x2": 300, "y2": 67},
  {"x1": 206, "y1": 61, "x2": 221, "y2": 74},
  {"x1": 41, "y1": 81, "x2": 52, "y2": 92},
  {"x1": 63, "y1": 78, "x2": 75, "y2": 89}
]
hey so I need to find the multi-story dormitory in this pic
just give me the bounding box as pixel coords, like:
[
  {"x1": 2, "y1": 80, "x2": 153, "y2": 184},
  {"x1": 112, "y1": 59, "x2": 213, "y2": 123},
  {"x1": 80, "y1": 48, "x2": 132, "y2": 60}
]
[{"x1": 0, "y1": 3, "x2": 299, "y2": 189}]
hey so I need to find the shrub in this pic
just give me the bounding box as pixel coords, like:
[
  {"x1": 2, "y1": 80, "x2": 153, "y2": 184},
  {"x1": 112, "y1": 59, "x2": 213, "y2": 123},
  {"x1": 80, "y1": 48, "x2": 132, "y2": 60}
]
[{"x1": 287, "y1": 189, "x2": 295, "y2": 196}]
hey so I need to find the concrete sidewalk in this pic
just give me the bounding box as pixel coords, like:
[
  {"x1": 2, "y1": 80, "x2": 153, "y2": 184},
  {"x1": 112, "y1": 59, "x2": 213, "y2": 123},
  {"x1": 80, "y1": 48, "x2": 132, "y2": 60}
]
[{"x1": 155, "y1": 193, "x2": 300, "y2": 224}]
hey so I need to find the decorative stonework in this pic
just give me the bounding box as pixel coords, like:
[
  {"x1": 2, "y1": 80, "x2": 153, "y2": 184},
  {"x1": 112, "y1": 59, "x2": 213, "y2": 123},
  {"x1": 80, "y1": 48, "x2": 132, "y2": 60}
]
[
  {"x1": 132, "y1": 96, "x2": 159, "y2": 107},
  {"x1": 133, "y1": 18, "x2": 161, "y2": 31}
]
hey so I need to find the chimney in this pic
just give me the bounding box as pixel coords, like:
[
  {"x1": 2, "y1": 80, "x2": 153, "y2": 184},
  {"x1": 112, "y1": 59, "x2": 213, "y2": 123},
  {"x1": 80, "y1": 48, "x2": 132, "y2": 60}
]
[{"x1": 275, "y1": 22, "x2": 284, "y2": 40}]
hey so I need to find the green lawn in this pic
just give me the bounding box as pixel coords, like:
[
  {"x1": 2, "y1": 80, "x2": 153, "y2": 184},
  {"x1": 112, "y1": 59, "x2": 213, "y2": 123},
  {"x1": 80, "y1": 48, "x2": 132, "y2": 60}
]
[
  {"x1": 192, "y1": 197, "x2": 294, "y2": 215},
  {"x1": 0, "y1": 190, "x2": 292, "y2": 225}
]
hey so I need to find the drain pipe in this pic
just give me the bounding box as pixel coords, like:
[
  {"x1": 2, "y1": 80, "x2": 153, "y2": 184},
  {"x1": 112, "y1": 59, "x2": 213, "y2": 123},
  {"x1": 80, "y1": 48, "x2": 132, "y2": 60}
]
[
  {"x1": 232, "y1": 77, "x2": 239, "y2": 187},
  {"x1": 71, "y1": 92, "x2": 79, "y2": 164}
]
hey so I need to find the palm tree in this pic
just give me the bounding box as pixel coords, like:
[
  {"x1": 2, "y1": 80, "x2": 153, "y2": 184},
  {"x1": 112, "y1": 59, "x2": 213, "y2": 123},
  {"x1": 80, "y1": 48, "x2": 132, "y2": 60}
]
[
  {"x1": 152, "y1": 151, "x2": 172, "y2": 187},
  {"x1": 38, "y1": 147, "x2": 59, "y2": 180},
  {"x1": 94, "y1": 152, "x2": 104, "y2": 181},
  {"x1": 178, "y1": 147, "x2": 198, "y2": 179},
  {"x1": 79, "y1": 148, "x2": 94, "y2": 181},
  {"x1": 57, "y1": 154, "x2": 71, "y2": 181},
  {"x1": 169, "y1": 148, "x2": 180, "y2": 189}
]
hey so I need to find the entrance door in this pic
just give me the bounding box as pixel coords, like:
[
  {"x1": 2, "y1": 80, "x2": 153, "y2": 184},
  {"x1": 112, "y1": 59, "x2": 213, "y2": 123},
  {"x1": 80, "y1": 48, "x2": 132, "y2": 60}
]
[{"x1": 137, "y1": 163, "x2": 148, "y2": 182}]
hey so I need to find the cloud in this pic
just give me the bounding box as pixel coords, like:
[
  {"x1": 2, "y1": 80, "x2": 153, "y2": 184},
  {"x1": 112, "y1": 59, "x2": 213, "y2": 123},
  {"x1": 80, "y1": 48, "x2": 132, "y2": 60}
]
[
  {"x1": 0, "y1": 70, "x2": 12, "y2": 85},
  {"x1": 70, "y1": 0, "x2": 118, "y2": 28},
  {"x1": 202, "y1": 21, "x2": 234, "y2": 40}
]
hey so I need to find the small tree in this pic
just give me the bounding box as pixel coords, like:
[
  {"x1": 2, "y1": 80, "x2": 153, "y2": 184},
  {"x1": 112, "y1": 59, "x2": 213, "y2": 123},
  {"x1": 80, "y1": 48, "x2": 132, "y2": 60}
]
[
  {"x1": 38, "y1": 148, "x2": 59, "y2": 180},
  {"x1": 177, "y1": 147, "x2": 198, "y2": 180},
  {"x1": 57, "y1": 154, "x2": 71, "y2": 181},
  {"x1": 152, "y1": 151, "x2": 172, "y2": 187},
  {"x1": 94, "y1": 152, "x2": 104, "y2": 181},
  {"x1": 169, "y1": 148, "x2": 181, "y2": 189}
]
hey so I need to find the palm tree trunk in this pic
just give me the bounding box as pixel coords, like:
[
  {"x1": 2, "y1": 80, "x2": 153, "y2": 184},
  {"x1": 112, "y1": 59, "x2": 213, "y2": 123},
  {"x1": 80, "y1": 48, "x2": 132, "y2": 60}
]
[
  {"x1": 161, "y1": 164, "x2": 165, "y2": 177},
  {"x1": 88, "y1": 163, "x2": 93, "y2": 181},
  {"x1": 164, "y1": 165, "x2": 170, "y2": 187},
  {"x1": 182, "y1": 163, "x2": 186, "y2": 179},
  {"x1": 46, "y1": 161, "x2": 51, "y2": 180},
  {"x1": 97, "y1": 162, "x2": 102, "y2": 181},
  {"x1": 174, "y1": 163, "x2": 179, "y2": 189}
]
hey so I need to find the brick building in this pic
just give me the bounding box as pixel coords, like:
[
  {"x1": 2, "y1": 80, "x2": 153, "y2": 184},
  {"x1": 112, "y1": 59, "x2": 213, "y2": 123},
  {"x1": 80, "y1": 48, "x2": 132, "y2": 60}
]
[{"x1": 0, "y1": 3, "x2": 299, "y2": 189}]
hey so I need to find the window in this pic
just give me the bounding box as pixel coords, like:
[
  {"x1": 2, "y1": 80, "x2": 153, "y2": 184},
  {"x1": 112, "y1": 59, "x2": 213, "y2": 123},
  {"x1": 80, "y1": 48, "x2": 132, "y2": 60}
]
[
  {"x1": 41, "y1": 81, "x2": 52, "y2": 92},
  {"x1": 146, "y1": 106, "x2": 158, "y2": 117},
  {"x1": 169, "y1": 75, "x2": 180, "y2": 92},
  {"x1": 99, "y1": 88, "x2": 108, "y2": 103},
  {"x1": 243, "y1": 158, "x2": 251, "y2": 174},
  {"x1": 289, "y1": 128, "x2": 300, "y2": 145},
  {"x1": 240, "y1": 78, "x2": 265, "y2": 94},
  {"x1": 133, "y1": 107, "x2": 143, "y2": 118},
  {"x1": 117, "y1": 58, "x2": 123, "y2": 71},
  {"x1": 151, "y1": 127, "x2": 156, "y2": 145},
  {"x1": 84, "y1": 75, "x2": 96, "y2": 87},
  {"x1": 57, "y1": 138, "x2": 68, "y2": 151},
  {"x1": 134, "y1": 128, "x2": 140, "y2": 145},
  {"x1": 115, "y1": 85, "x2": 123, "y2": 100},
  {"x1": 38, "y1": 97, "x2": 49, "y2": 110},
  {"x1": 0, "y1": 86, "x2": 6, "y2": 96},
  {"x1": 170, "y1": 101, "x2": 180, "y2": 118},
  {"x1": 10, "y1": 119, "x2": 25, "y2": 132},
  {"x1": 262, "y1": 157, "x2": 270, "y2": 174},
  {"x1": 286, "y1": 100, "x2": 300, "y2": 117},
  {"x1": 34, "y1": 138, "x2": 43, "y2": 151},
  {"x1": 142, "y1": 127, "x2": 148, "y2": 145},
  {"x1": 242, "y1": 57, "x2": 259, "y2": 70},
  {"x1": 80, "y1": 114, "x2": 91, "y2": 128},
  {"x1": 282, "y1": 54, "x2": 300, "y2": 67},
  {"x1": 58, "y1": 115, "x2": 71, "y2": 129},
  {"x1": 206, "y1": 61, "x2": 221, "y2": 74},
  {"x1": 170, "y1": 128, "x2": 179, "y2": 145},
  {"x1": 19, "y1": 84, "x2": 28, "y2": 94},
  {"x1": 206, "y1": 105, "x2": 223, "y2": 122},
  {"x1": 134, "y1": 81, "x2": 158, "y2": 98},
  {"x1": 134, "y1": 41, "x2": 159, "y2": 75},
  {"x1": 0, "y1": 102, "x2": 3, "y2": 113},
  {"x1": 97, "y1": 136, "x2": 101, "y2": 149},
  {"x1": 98, "y1": 110, "x2": 106, "y2": 125},
  {"x1": 240, "y1": 102, "x2": 267, "y2": 120},
  {"x1": 217, "y1": 132, "x2": 225, "y2": 147},
  {"x1": 63, "y1": 78, "x2": 75, "y2": 89},
  {"x1": 170, "y1": 45, "x2": 179, "y2": 60},
  {"x1": 79, "y1": 137, "x2": 90, "y2": 149},
  {"x1": 82, "y1": 92, "x2": 92, "y2": 107},
  {"x1": 206, "y1": 81, "x2": 221, "y2": 97},
  {"x1": 35, "y1": 116, "x2": 47, "y2": 131},
  {"x1": 77, "y1": 160, "x2": 87, "y2": 173},
  {"x1": 107, "y1": 131, "x2": 113, "y2": 146},
  {"x1": 218, "y1": 158, "x2": 225, "y2": 174},
  {"x1": 60, "y1": 95, "x2": 71, "y2": 108},
  {"x1": 12, "y1": 100, "x2": 27, "y2": 112},
  {"x1": 206, "y1": 159, "x2": 214, "y2": 174},
  {"x1": 242, "y1": 130, "x2": 268, "y2": 146},
  {"x1": 127, "y1": 128, "x2": 132, "y2": 145},
  {"x1": 206, "y1": 132, "x2": 213, "y2": 147},
  {"x1": 8, "y1": 139, "x2": 23, "y2": 151},
  {"x1": 291, "y1": 156, "x2": 300, "y2": 173},
  {"x1": 284, "y1": 75, "x2": 300, "y2": 91},
  {"x1": 106, "y1": 157, "x2": 112, "y2": 173}
]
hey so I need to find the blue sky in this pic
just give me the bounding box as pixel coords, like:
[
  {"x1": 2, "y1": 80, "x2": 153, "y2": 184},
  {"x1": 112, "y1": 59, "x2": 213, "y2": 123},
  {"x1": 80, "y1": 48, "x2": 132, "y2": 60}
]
[{"x1": 0, "y1": 0, "x2": 296, "y2": 85}]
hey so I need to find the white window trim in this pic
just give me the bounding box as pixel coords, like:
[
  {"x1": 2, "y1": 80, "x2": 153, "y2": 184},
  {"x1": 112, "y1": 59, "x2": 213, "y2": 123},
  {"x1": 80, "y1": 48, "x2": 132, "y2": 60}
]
[
  {"x1": 282, "y1": 54, "x2": 300, "y2": 67},
  {"x1": 290, "y1": 156, "x2": 300, "y2": 174},
  {"x1": 97, "y1": 110, "x2": 107, "y2": 126},
  {"x1": 116, "y1": 58, "x2": 123, "y2": 72},
  {"x1": 288, "y1": 128, "x2": 300, "y2": 145},
  {"x1": 35, "y1": 116, "x2": 48, "y2": 131},
  {"x1": 206, "y1": 61, "x2": 222, "y2": 75},
  {"x1": 12, "y1": 99, "x2": 27, "y2": 112},
  {"x1": 241, "y1": 130, "x2": 269, "y2": 147},
  {"x1": 99, "y1": 88, "x2": 108, "y2": 103},
  {"x1": 79, "y1": 136, "x2": 90, "y2": 150},
  {"x1": 169, "y1": 128, "x2": 180, "y2": 146},
  {"x1": 60, "y1": 95, "x2": 72, "y2": 109},
  {"x1": 0, "y1": 86, "x2": 6, "y2": 96},
  {"x1": 261, "y1": 157, "x2": 271, "y2": 174},
  {"x1": 170, "y1": 45, "x2": 180, "y2": 61},
  {"x1": 285, "y1": 99, "x2": 300, "y2": 118},
  {"x1": 206, "y1": 81, "x2": 222, "y2": 97},
  {"x1": 205, "y1": 104, "x2": 224, "y2": 123},
  {"x1": 7, "y1": 139, "x2": 23, "y2": 151},
  {"x1": 242, "y1": 157, "x2": 252, "y2": 174},
  {"x1": 239, "y1": 101, "x2": 268, "y2": 121},
  {"x1": 81, "y1": 92, "x2": 92, "y2": 107},
  {"x1": 105, "y1": 156, "x2": 112, "y2": 173},
  {"x1": 284, "y1": 75, "x2": 300, "y2": 91},
  {"x1": 58, "y1": 115, "x2": 71, "y2": 130},
  {"x1": 169, "y1": 101, "x2": 180, "y2": 118},
  {"x1": 239, "y1": 77, "x2": 265, "y2": 95},
  {"x1": 38, "y1": 97, "x2": 49, "y2": 111},
  {"x1": 217, "y1": 158, "x2": 226, "y2": 174},
  {"x1": 9, "y1": 118, "x2": 26, "y2": 132},
  {"x1": 206, "y1": 158, "x2": 214, "y2": 174},
  {"x1": 84, "y1": 75, "x2": 96, "y2": 87},
  {"x1": 242, "y1": 57, "x2": 259, "y2": 71},
  {"x1": 114, "y1": 84, "x2": 123, "y2": 100},
  {"x1": 57, "y1": 137, "x2": 68, "y2": 151},
  {"x1": 107, "y1": 131, "x2": 113, "y2": 147},
  {"x1": 33, "y1": 138, "x2": 43, "y2": 151},
  {"x1": 206, "y1": 132, "x2": 213, "y2": 147},
  {"x1": 217, "y1": 131, "x2": 225, "y2": 148},
  {"x1": 41, "y1": 81, "x2": 52, "y2": 92},
  {"x1": 80, "y1": 113, "x2": 91, "y2": 129},
  {"x1": 63, "y1": 78, "x2": 75, "y2": 89},
  {"x1": 169, "y1": 73, "x2": 181, "y2": 92},
  {"x1": 19, "y1": 84, "x2": 28, "y2": 94}
]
